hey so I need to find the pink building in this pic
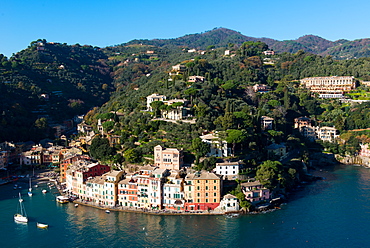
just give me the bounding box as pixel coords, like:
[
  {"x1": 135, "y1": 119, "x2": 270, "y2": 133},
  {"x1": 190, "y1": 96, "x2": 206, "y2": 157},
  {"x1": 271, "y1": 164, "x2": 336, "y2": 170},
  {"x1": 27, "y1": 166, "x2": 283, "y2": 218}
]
[
  {"x1": 241, "y1": 181, "x2": 270, "y2": 203},
  {"x1": 154, "y1": 145, "x2": 183, "y2": 170}
]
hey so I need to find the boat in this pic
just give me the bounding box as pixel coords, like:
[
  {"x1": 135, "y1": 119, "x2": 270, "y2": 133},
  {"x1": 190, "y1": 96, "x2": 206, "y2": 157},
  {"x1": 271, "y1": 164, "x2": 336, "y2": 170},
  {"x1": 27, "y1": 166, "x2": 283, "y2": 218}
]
[
  {"x1": 105, "y1": 210, "x2": 110, "y2": 213},
  {"x1": 37, "y1": 222, "x2": 48, "y2": 229},
  {"x1": 28, "y1": 178, "x2": 32, "y2": 192},
  {"x1": 35, "y1": 185, "x2": 38, "y2": 188},
  {"x1": 74, "y1": 204, "x2": 79, "y2": 207},
  {"x1": 42, "y1": 189, "x2": 47, "y2": 194},
  {"x1": 28, "y1": 191, "x2": 33, "y2": 197},
  {"x1": 56, "y1": 196, "x2": 70, "y2": 204},
  {"x1": 14, "y1": 193, "x2": 28, "y2": 223}
]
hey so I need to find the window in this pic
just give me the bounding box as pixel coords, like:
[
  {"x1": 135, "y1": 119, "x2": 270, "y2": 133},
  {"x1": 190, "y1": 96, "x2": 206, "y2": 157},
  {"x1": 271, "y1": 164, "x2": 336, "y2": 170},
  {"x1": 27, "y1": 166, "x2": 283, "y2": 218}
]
[
  {"x1": 205, "y1": 193, "x2": 208, "y2": 197},
  {"x1": 206, "y1": 186, "x2": 208, "y2": 190},
  {"x1": 214, "y1": 193, "x2": 217, "y2": 196},
  {"x1": 197, "y1": 193, "x2": 200, "y2": 197},
  {"x1": 214, "y1": 186, "x2": 216, "y2": 190},
  {"x1": 206, "y1": 199, "x2": 208, "y2": 203}
]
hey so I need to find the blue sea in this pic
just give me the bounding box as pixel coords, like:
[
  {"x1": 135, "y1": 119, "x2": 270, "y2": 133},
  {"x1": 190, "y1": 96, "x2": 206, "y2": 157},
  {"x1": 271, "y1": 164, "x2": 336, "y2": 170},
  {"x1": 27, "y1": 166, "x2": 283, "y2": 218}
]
[{"x1": 1, "y1": 164, "x2": 369, "y2": 248}]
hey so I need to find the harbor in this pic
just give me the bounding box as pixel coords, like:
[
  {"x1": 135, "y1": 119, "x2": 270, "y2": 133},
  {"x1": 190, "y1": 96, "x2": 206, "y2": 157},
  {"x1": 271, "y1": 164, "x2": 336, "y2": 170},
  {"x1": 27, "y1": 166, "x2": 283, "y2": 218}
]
[{"x1": 1, "y1": 164, "x2": 370, "y2": 247}]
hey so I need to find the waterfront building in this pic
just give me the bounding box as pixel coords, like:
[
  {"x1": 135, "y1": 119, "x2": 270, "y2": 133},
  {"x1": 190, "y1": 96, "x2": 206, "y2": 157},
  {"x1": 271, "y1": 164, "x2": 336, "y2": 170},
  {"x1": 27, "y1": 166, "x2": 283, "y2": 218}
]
[
  {"x1": 66, "y1": 161, "x2": 110, "y2": 197},
  {"x1": 154, "y1": 145, "x2": 183, "y2": 170},
  {"x1": 240, "y1": 180, "x2": 270, "y2": 203},
  {"x1": 118, "y1": 176, "x2": 139, "y2": 207},
  {"x1": 163, "y1": 170, "x2": 185, "y2": 210},
  {"x1": 136, "y1": 177, "x2": 150, "y2": 208},
  {"x1": 216, "y1": 194, "x2": 240, "y2": 212},
  {"x1": 300, "y1": 76, "x2": 356, "y2": 98},
  {"x1": 148, "y1": 168, "x2": 169, "y2": 209},
  {"x1": 85, "y1": 175, "x2": 106, "y2": 204},
  {"x1": 104, "y1": 171, "x2": 125, "y2": 206},
  {"x1": 184, "y1": 173, "x2": 195, "y2": 210},
  {"x1": 192, "y1": 171, "x2": 222, "y2": 211}
]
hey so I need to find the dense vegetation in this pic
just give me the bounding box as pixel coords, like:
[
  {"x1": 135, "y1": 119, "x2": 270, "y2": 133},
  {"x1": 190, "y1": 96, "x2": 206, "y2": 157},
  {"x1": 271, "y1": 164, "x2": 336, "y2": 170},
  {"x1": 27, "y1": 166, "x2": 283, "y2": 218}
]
[
  {"x1": 0, "y1": 39, "x2": 114, "y2": 142},
  {"x1": 4, "y1": 29, "x2": 370, "y2": 193}
]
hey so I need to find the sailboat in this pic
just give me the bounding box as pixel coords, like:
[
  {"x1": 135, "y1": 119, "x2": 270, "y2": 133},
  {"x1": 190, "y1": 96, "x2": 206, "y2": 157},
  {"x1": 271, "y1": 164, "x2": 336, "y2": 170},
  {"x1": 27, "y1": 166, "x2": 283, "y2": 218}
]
[
  {"x1": 28, "y1": 178, "x2": 32, "y2": 192},
  {"x1": 28, "y1": 178, "x2": 33, "y2": 196},
  {"x1": 14, "y1": 193, "x2": 28, "y2": 223}
]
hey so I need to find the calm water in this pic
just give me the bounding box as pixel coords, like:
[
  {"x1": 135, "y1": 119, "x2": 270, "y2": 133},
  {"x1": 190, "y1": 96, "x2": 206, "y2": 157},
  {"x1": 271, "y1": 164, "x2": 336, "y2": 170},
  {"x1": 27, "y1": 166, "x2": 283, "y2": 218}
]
[{"x1": 1, "y1": 165, "x2": 370, "y2": 248}]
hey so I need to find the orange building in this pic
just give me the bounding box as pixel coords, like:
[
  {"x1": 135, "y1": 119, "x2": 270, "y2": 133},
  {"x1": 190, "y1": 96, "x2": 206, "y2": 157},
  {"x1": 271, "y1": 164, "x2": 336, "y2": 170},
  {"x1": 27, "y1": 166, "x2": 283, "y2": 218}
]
[{"x1": 185, "y1": 171, "x2": 222, "y2": 211}]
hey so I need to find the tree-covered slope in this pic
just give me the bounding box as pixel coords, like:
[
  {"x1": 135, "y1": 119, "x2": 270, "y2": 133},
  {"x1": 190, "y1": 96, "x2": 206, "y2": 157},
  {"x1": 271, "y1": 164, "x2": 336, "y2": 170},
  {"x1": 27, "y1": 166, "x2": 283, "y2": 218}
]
[{"x1": 0, "y1": 40, "x2": 114, "y2": 142}]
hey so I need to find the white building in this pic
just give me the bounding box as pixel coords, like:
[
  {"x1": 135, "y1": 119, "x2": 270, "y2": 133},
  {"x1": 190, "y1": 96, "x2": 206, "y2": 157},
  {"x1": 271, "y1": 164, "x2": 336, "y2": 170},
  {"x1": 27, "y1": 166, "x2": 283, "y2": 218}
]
[
  {"x1": 163, "y1": 170, "x2": 184, "y2": 210},
  {"x1": 215, "y1": 161, "x2": 241, "y2": 179},
  {"x1": 146, "y1": 93, "x2": 167, "y2": 111},
  {"x1": 200, "y1": 133, "x2": 230, "y2": 157},
  {"x1": 217, "y1": 194, "x2": 240, "y2": 212}
]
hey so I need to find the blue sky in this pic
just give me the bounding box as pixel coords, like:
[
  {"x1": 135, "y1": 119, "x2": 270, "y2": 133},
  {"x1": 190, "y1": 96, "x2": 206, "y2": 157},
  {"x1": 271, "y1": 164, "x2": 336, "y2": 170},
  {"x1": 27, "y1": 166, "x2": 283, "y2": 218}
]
[{"x1": 1, "y1": 0, "x2": 369, "y2": 58}]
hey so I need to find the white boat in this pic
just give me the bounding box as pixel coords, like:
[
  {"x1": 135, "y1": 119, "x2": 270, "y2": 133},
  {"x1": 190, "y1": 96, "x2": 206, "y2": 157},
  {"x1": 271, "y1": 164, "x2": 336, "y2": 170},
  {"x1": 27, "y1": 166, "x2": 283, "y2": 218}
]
[
  {"x1": 28, "y1": 191, "x2": 33, "y2": 197},
  {"x1": 74, "y1": 204, "x2": 79, "y2": 207},
  {"x1": 35, "y1": 185, "x2": 38, "y2": 188},
  {"x1": 42, "y1": 189, "x2": 47, "y2": 194},
  {"x1": 56, "y1": 196, "x2": 69, "y2": 204},
  {"x1": 37, "y1": 222, "x2": 48, "y2": 229},
  {"x1": 105, "y1": 210, "x2": 110, "y2": 213},
  {"x1": 14, "y1": 193, "x2": 28, "y2": 223},
  {"x1": 28, "y1": 178, "x2": 32, "y2": 192}
]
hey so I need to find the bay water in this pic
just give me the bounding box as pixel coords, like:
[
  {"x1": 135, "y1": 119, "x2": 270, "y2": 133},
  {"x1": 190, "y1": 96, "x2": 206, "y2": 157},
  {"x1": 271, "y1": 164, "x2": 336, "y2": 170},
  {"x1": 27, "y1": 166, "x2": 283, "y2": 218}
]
[{"x1": 1, "y1": 164, "x2": 369, "y2": 248}]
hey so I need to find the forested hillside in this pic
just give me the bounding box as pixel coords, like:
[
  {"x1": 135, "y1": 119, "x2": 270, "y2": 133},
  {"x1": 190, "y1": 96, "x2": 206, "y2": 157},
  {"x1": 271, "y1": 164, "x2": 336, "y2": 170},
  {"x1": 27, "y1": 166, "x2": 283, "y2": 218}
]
[
  {"x1": 3, "y1": 28, "x2": 370, "y2": 144},
  {"x1": 0, "y1": 39, "x2": 114, "y2": 142}
]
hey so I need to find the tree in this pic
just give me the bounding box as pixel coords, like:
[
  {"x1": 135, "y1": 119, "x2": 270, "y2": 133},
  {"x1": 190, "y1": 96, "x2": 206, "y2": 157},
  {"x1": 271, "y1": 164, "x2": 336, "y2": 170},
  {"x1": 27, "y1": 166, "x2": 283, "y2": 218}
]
[
  {"x1": 90, "y1": 136, "x2": 115, "y2": 161},
  {"x1": 192, "y1": 138, "x2": 210, "y2": 165},
  {"x1": 150, "y1": 101, "x2": 165, "y2": 117},
  {"x1": 255, "y1": 160, "x2": 282, "y2": 190},
  {"x1": 226, "y1": 129, "x2": 247, "y2": 156}
]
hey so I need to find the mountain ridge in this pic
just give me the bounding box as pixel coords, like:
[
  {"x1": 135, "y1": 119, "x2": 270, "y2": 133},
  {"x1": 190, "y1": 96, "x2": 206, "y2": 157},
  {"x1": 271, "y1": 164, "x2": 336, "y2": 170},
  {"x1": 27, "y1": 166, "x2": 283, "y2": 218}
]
[{"x1": 122, "y1": 27, "x2": 370, "y2": 59}]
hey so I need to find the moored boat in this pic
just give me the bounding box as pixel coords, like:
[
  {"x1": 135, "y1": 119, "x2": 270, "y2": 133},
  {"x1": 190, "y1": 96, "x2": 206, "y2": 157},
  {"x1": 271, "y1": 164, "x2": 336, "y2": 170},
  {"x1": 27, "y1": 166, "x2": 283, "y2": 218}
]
[
  {"x1": 56, "y1": 196, "x2": 70, "y2": 204},
  {"x1": 42, "y1": 189, "x2": 47, "y2": 194},
  {"x1": 37, "y1": 222, "x2": 48, "y2": 229},
  {"x1": 14, "y1": 193, "x2": 28, "y2": 223}
]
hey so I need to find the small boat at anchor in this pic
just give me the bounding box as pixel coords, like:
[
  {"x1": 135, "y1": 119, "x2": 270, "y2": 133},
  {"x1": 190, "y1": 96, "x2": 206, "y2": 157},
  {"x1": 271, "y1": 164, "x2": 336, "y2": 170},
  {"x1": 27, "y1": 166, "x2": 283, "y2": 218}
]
[
  {"x1": 37, "y1": 222, "x2": 48, "y2": 229},
  {"x1": 105, "y1": 210, "x2": 110, "y2": 213},
  {"x1": 74, "y1": 204, "x2": 79, "y2": 207},
  {"x1": 42, "y1": 189, "x2": 47, "y2": 194}
]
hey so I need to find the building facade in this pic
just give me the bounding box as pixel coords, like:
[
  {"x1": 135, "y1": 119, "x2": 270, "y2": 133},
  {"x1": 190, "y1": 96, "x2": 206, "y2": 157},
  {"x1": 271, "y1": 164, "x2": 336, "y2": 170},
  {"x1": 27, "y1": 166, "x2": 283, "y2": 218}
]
[
  {"x1": 154, "y1": 145, "x2": 183, "y2": 170},
  {"x1": 300, "y1": 76, "x2": 356, "y2": 98}
]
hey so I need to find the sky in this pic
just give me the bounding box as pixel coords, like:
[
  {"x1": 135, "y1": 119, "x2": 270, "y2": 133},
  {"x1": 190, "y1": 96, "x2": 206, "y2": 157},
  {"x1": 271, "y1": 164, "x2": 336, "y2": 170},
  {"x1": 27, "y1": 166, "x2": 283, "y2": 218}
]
[{"x1": 1, "y1": 0, "x2": 370, "y2": 58}]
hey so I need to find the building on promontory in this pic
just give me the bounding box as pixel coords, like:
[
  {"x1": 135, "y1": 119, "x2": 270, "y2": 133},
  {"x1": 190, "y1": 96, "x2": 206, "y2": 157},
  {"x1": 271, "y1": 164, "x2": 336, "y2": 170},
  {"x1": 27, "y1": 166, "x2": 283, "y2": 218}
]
[{"x1": 300, "y1": 76, "x2": 356, "y2": 98}]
